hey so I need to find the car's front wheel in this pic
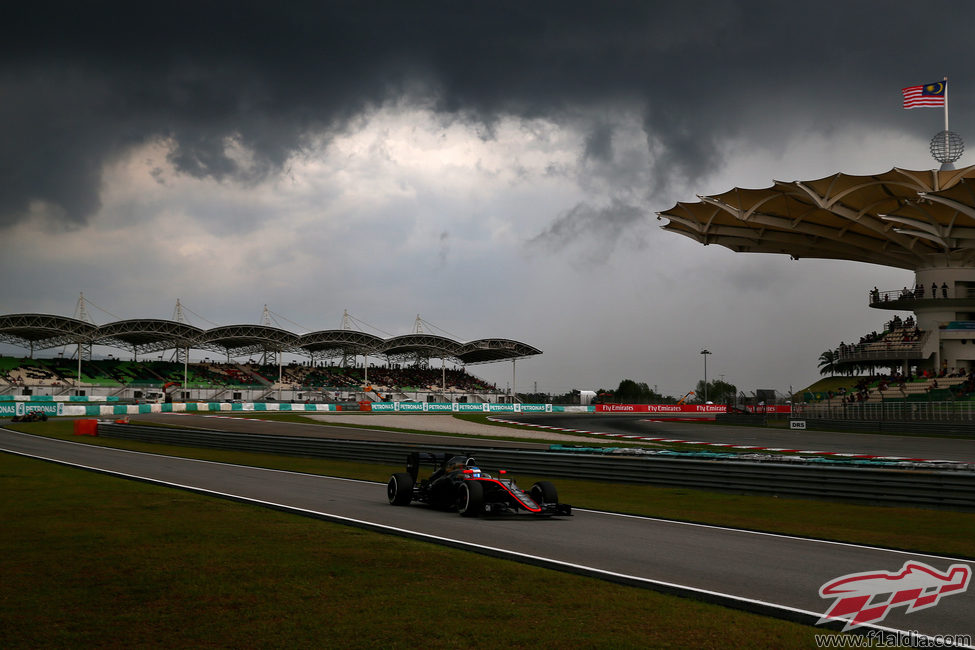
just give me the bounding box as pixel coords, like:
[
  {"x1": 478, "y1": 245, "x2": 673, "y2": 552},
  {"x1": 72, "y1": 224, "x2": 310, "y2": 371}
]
[
  {"x1": 387, "y1": 473, "x2": 414, "y2": 505},
  {"x1": 530, "y1": 481, "x2": 558, "y2": 505},
  {"x1": 458, "y1": 481, "x2": 484, "y2": 517}
]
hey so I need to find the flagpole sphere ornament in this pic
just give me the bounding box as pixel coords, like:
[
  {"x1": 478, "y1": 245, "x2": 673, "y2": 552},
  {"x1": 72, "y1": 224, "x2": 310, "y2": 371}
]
[{"x1": 930, "y1": 130, "x2": 964, "y2": 166}]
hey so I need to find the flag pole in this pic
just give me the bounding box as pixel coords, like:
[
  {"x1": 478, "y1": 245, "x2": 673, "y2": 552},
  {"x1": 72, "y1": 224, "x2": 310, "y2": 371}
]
[
  {"x1": 944, "y1": 75, "x2": 949, "y2": 149},
  {"x1": 942, "y1": 76, "x2": 950, "y2": 172}
]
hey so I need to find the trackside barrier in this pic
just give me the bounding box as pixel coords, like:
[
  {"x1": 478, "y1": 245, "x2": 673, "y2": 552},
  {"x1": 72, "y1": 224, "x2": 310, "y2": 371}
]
[
  {"x1": 791, "y1": 418, "x2": 975, "y2": 438},
  {"x1": 797, "y1": 401, "x2": 975, "y2": 422},
  {"x1": 595, "y1": 404, "x2": 792, "y2": 414},
  {"x1": 96, "y1": 424, "x2": 975, "y2": 509},
  {"x1": 0, "y1": 402, "x2": 65, "y2": 417},
  {"x1": 52, "y1": 402, "x2": 340, "y2": 417},
  {"x1": 12, "y1": 401, "x2": 786, "y2": 417},
  {"x1": 0, "y1": 395, "x2": 120, "y2": 402},
  {"x1": 37, "y1": 402, "x2": 593, "y2": 417},
  {"x1": 368, "y1": 402, "x2": 571, "y2": 413},
  {"x1": 73, "y1": 419, "x2": 98, "y2": 436}
]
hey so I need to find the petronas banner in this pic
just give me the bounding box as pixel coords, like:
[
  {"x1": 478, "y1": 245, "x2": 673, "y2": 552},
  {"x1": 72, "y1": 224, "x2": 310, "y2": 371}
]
[{"x1": 1, "y1": 402, "x2": 65, "y2": 416}]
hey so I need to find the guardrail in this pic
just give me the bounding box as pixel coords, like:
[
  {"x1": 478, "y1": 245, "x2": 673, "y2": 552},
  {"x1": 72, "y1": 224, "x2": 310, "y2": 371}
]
[
  {"x1": 794, "y1": 402, "x2": 975, "y2": 426},
  {"x1": 790, "y1": 418, "x2": 975, "y2": 437},
  {"x1": 718, "y1": 413, "x2": 975, "y2": 436},
  {"x1": 97, "y1": 424, "x2": 975, "y2": 510}
]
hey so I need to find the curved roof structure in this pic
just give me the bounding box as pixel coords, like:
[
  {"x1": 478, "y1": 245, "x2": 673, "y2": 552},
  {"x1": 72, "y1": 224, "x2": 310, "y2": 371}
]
[
  {"x1": 657, "y1": 165, "x2": 975, "y2": 270},
  {"x1": 0, "y1": 314, "x2": 542, "y2": 366},
  {"x1": 0, "y1": 314, "x2": 98, "y2": 350},
  {"x1": 201, "y1": 324, "x2": 301, "y2": 358},
  {"x1": 458, "y1": 339, "x2": 543, "y2": 365},
  {"x1": 298, "y1": 329, "x2": 386, "y2": 359},
  {"x1": 383, "y1": 334, "x2": 466, "y2": 364},
  {"x1": 95, "y1": 319, "x2": 205, "y2": 357}
]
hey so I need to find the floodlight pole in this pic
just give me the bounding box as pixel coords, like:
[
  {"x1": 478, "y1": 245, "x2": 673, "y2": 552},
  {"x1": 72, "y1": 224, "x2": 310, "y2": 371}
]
[
  {"x1": 512, "y1": 358, "x2": 517, "y2": 404},
  {"x1": 700, "y1": 349, "x2": 712, "y2": 403},
  {"x1": 184, "y1": 346, "x2": 188, "y2": 401}
]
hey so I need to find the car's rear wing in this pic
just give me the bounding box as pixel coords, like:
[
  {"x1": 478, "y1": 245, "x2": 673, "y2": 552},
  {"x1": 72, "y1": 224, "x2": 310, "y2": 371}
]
[{"x1": 406, "y1": 451, "x2": 462, "y2": 482}]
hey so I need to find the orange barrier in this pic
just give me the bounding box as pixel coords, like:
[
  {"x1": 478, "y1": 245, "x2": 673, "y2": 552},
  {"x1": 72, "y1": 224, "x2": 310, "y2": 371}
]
[{"x1": 73, "y1": 419, "x2": 98, "y2": 436}]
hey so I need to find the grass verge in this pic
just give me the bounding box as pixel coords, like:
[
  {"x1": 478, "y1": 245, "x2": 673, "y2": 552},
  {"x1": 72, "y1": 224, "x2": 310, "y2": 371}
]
[{"x1": 2, "y1": 451, "x2": 829, "y2": 648}]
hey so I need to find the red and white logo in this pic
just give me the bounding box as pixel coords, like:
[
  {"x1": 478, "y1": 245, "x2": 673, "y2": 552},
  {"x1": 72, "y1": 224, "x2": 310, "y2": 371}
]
[{"x1": 818, "y1": 561, "x2": 970, "y2": 630}]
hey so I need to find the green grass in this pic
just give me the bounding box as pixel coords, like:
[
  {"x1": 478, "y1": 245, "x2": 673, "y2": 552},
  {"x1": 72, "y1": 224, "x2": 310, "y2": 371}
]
[
  {"x1": 1, "y1": 452, "x2": 829, "y2": 648},
  {"x1": 4, "y1": 419, "x2": 972, "y2": 647},
  {"x1": 798, "y1": 377, "x2": 863, "y2": 396}
]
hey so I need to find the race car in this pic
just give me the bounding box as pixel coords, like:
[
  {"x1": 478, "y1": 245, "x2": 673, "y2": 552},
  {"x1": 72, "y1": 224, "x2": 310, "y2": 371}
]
[
  {"x1": 11, "y1": 409, "x2": 48, "y2": 423},
  {"x1": 386, "y1": 452, "x2": 572, "y2": 517}
]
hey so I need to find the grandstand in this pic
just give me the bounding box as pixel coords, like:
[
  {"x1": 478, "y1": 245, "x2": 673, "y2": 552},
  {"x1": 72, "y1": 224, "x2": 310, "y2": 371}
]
[
  {"x1": 0, "y1": 312, "x2": 538, "y2": 404},
  {"x1": 658, "y1": 165, "x2": 975, "y2": 408},
  {"x1": 0, "y1": 356, "x2": 501, "y2": 403}
]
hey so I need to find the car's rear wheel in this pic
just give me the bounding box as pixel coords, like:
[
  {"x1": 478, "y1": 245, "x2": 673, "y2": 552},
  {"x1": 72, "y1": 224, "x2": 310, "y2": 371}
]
[
  {"x1": 530, "y1": 481, "x2": 558, "y2": 505},
  {"x1": 387, "y1": 472, "x2": 414, "y2": 505},
  {"x1": 458, "y1": 481, "x2": 484, "y2": 517}
]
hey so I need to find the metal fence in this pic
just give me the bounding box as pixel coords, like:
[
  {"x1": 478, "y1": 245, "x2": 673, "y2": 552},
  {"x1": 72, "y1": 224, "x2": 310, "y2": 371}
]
[
  {"x1": 789, "y1": 418, "x2": 974, "y2": 437},
  {"x1": 96, "y1": 423, "x2": 975, "y2": 509},
  {"x1": 795, "y1": 401, "x2": 975, "y2": 422}
]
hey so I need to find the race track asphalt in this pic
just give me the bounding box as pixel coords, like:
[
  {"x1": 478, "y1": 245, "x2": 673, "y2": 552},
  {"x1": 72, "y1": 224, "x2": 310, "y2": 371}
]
[
  {"x1": 131, "y1": 411, "x2": 975, "y2": 462},
  {"x1": 131, "y1": 412, "x2": 555, "y2": 449},
  {"x1": 501, "y1": 414, "x2": 975, "y2": 463},
  {"x1": 1, "y1": 427, "x2": 972, "y2": 642}
]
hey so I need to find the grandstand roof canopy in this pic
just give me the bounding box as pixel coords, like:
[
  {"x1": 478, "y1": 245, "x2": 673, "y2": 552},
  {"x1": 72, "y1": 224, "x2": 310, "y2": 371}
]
[
  {"x1": 0, "y1": 315, "x2": 541, "y2": 365},
  {"x1": 457, "y1": 338, "x2": 543, "y2": 365},
  {"x1": 383, "y1": 333, "x2": 465, "y2": 363},
  {"x1": 0, "y1": 314, "x2": 97, "y2": 351},
  {"x1": 298, "y1": 330, "x2": 386, "y2": 358},
  {"x1": 95, "y1": 319, "x2": 205, "y2": 356},
  {"x1": 201, "y1": 324, "x2": 301, "y2": 357},
  {"x1": 657, "y1": 165, "x2": 975, "y2": 270}
]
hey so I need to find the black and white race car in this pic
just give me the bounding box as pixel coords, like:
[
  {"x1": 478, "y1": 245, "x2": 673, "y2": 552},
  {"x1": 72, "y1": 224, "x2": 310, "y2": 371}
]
[{"x1": 387, "y1": 452, "x2": 572, "y2": 517}]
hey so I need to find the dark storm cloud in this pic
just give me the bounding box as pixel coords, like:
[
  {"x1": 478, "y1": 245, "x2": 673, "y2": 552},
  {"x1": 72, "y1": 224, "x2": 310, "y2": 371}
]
[
  {"x1": 583, "y1": 123, "x2": 615, "y2": 163},
  {"x1": 1, "y1": 1, "x2": 970, "y2": 227},
  {"x1": 527, "y1": 199, "x2": 649, "y2": 265}
]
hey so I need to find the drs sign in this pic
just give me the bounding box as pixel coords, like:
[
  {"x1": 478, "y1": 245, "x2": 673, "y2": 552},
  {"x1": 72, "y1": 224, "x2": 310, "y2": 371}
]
[{"x1": 790, "y1": 420, "x2": 806, "y2": 430}]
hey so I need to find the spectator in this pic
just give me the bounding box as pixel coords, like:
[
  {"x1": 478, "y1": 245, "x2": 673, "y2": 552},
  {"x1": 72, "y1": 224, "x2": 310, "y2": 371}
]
[{"x1": 942, "y1": 282, "x2": 949, "y2": 298}]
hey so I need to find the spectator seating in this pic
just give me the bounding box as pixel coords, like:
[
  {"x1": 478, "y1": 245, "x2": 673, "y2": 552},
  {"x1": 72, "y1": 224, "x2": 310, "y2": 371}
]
[{"x1": 0, "y1": 355, "x2": 498, "y2": 395}]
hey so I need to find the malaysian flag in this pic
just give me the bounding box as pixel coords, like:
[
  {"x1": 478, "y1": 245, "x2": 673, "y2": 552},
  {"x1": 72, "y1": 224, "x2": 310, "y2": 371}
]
[{"x1": 902, "y1": 81, "x2": 946, "y2": 109}]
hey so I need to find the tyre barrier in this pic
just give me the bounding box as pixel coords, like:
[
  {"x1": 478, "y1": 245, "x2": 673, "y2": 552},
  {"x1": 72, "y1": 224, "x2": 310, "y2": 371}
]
[{"x1": 96, "y1": 423, "x2": 975, "y2": 510}]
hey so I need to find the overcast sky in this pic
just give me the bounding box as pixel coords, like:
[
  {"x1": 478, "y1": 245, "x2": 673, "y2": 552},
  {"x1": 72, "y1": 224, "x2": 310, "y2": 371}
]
[{"x1": 1, "y1": 1, "x2": 971, "y2": 397}]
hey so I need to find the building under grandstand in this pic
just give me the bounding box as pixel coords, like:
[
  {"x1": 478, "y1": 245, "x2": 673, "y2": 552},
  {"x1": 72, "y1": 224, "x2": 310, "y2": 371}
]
[
  {"x1": 0, "y1": 310, "x2": 541, "y2": 404},
  {"x1": 657, "y1": 165, "x2": 975, "y2": 403}
]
